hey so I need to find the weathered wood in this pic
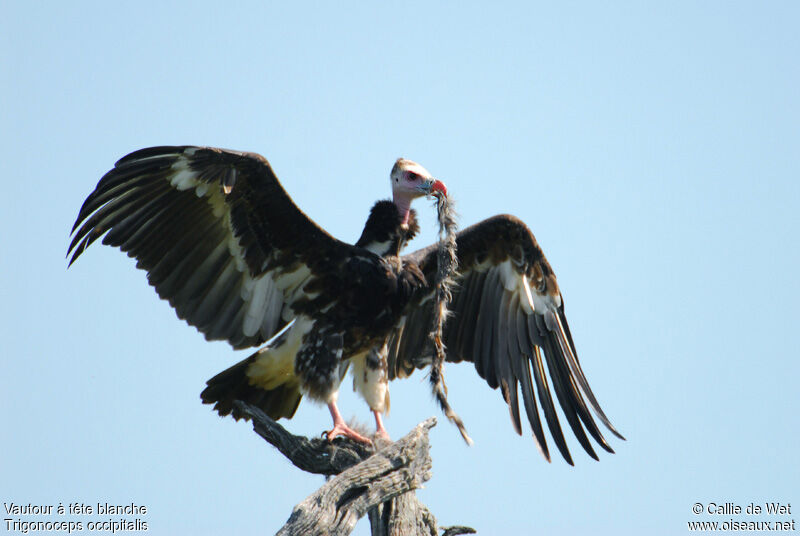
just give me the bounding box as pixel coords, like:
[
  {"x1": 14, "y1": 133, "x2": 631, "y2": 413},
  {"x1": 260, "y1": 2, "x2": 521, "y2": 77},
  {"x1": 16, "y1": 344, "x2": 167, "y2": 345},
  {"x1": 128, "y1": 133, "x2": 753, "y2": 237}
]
[
  {"x1": 236, "y1": 402, "x2": 372, "y2": 475},
  {"x1": 440, "y1": 526, "x2": 477, "y2": 536},
  {"x1": 233, "y1": 402, "x2": 475, "y2": 536}
]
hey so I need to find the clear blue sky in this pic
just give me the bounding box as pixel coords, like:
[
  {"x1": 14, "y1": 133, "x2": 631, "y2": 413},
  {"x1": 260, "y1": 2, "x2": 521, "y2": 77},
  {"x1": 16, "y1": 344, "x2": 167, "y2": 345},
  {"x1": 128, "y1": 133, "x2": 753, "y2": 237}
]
[{"x1": 2, "y1": 2, "x2": 798, "y2": 535}]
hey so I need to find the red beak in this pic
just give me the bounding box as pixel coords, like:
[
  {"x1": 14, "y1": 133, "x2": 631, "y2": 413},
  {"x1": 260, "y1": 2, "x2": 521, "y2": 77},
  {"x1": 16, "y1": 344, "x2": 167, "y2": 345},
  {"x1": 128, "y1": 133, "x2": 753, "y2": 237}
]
[{"x1": 431, "y1": 179, "x2": 447, "y2": 198}]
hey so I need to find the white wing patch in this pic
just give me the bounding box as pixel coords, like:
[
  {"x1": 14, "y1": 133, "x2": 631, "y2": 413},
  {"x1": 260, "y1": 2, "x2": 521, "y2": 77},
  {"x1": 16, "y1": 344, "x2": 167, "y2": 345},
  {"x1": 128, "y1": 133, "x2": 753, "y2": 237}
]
[
  {"x1": 243, "y1": 276, "x2": 271, "y2": 336},
  {"x1": 168, "y1": 155, "x2": 298, "y2": 342},
  {"x1": 494, "y1": 259, "x2": 536, "y2": 314},
  {"x1": 195, "y1": 182, "x2": 209, "y2": 197},
  {"x1": 492, "y1": 259, "x2": 561, "y2": 316},
  {"x1": 241, "y1": 274, "x2": 286, "y2": 338},
  {"x1": 274, "y1": 265, "x2": 311, "y2": 292},
  {"x1": 169, "y1": 159, "x2": 199, "y2": 191},
  {"x1": 498, "y1": 259, "x2": 518, "y2": 291},
  {"x1": 521, "y1": 275, "x2": 535, "y2": 314},
  {"x1": 238, "y1": 263, "x2": 313, "y2": 338},
  {"x1": 263, "y1": 282, "x2": 284, "y2": 331}
]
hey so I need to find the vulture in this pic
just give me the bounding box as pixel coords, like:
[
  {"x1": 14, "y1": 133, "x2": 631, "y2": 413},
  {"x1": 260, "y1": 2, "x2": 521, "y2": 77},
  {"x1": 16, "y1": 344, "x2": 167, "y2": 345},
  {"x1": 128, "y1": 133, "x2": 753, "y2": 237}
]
[{"x1": 68, "y1": 145, "x2": 623, "y2": 463}]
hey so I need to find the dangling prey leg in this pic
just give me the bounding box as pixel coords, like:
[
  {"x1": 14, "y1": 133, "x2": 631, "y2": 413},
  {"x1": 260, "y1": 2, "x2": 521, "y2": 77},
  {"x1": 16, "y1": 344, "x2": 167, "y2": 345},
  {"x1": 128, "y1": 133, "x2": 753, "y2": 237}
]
[
  {"x1": 326, "y1": 401, "x2": 372, "y2": 444},
  {"x1": 373, "y1": 410, "x2": 391, "y2": 441}
]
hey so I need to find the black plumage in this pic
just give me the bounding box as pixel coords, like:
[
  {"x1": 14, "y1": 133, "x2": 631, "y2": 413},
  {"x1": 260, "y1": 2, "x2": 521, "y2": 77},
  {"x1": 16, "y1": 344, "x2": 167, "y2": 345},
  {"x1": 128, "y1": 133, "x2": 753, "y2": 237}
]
[
  {"x1": 386, "y1": 215, "x2": 625, "y2": 463},
  {"x1": 69, "y1": 145, "x2": 623, "y2": 457}
]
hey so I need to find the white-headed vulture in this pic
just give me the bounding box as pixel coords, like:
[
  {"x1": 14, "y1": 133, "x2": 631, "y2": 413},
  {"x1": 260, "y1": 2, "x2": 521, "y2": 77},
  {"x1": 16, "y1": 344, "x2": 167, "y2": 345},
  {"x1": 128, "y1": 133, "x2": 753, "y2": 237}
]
[{"x1": 68, "y1": 146, "x2": 623, "y2": 462}]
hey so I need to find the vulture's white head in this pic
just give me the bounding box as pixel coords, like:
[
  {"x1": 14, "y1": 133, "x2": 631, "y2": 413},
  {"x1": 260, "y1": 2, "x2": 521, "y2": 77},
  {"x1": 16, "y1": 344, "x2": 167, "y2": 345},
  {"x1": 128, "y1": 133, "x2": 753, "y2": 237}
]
[{"x1": 391, "y1": 158, "x2": 447, "y2": 224}]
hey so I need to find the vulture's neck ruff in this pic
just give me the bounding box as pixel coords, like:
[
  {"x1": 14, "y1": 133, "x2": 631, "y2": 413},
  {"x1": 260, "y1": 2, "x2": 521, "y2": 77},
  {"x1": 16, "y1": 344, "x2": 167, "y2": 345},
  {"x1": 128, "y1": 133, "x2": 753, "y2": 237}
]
[{"x1": 356, "y1": 201, "x2": 419, "y2": 257}]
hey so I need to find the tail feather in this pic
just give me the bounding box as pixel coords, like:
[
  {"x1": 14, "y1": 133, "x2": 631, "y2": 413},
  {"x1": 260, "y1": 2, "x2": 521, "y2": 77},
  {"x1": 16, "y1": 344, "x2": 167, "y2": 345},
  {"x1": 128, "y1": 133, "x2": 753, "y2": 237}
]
[{"x1": 201, "y1": 354, "x2": 302, "y2": 421}]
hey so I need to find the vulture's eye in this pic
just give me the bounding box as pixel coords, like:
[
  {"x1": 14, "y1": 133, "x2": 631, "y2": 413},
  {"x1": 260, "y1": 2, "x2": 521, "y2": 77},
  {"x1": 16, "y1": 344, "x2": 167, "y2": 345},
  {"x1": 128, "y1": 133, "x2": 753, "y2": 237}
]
[{"x1": 408, "y1": 173, "x2": 419, "y2": 181}]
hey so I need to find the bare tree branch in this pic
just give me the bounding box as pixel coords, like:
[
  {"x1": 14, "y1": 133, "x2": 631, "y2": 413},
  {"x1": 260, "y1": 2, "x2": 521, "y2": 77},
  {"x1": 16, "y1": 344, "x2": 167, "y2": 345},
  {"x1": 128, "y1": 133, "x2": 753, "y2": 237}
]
[{"x1": 233, "y1": 402, "x2": 475, "y2": 536}]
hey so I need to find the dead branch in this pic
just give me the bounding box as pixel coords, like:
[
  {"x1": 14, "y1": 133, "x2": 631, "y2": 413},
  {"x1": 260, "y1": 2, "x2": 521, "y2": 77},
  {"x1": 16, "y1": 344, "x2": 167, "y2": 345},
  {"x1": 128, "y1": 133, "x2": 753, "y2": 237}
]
[{"x1": 233, "y1": 402, "x2": 475, "y2": 536}]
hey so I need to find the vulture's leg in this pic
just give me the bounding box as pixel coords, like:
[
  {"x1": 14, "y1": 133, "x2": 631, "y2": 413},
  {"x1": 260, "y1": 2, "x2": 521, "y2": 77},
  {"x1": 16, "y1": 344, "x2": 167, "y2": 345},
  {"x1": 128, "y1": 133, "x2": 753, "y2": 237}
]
[
  {"x1": 295, "y1": 330, "x2": 372, "y2": 442},
  {"x1": 352, "y1": 345, "x2": 391, "y2": 439},
  {"x1": 372, "y1": 410, "x2": 390, "y2": 441},
  {"x1": 326, "y1": 399, "x2": 372, "y2": 443}
]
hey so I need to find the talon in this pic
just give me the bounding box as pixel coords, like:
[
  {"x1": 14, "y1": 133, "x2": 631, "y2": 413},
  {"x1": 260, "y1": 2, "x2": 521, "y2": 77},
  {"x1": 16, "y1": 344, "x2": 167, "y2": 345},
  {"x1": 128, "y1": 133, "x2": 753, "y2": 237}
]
[
  {"x1": 326, "y1": 400, "x2": 372, "y2": 444},
  {"x1": 326, "y1": 422, "x2": 373, "y2": 444}
]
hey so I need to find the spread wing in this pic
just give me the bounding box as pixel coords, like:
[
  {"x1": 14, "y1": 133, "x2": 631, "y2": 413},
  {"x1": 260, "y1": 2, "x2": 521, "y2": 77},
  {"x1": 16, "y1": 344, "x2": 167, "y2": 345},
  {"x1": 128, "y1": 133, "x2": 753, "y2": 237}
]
[
  {"x1": 387, "y1": 214, "x2": 624, "y2": 464},
  {"x1": 68, "y1": 146, "x2": 355, "y2": 349}
]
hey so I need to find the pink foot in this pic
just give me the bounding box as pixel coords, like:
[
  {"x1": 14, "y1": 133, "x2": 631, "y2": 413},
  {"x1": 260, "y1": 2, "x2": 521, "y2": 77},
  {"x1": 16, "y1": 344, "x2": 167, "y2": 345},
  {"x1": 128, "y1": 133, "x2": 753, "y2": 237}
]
[
  {"x1": 326, "y1": 400, "x2": 372, "y2": 444},
  {"x1": 373, "y1": 410, "x2": 391, "y2": 442},
  {"x1": 326, "y1": 422, "x2": 373, "y2": 444}
]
